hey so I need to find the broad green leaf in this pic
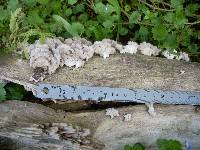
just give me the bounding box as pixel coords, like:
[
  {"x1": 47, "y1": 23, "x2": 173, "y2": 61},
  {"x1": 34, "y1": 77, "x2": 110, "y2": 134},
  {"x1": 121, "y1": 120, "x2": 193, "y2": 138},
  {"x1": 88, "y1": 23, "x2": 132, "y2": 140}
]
[
  {"x1": 65, "y1": 8, "x2": 72, "y2": 16},
  {"x1": 108, "y1": 0, "x2": 120, "y2": 15},
  {"x1": 157, "y1": 139, "x2": 182, "y2": 150},
  {"x1": 177, "y1": 29, "x2": 191, "y2": 47},
  {"x1": 188, "y1": 44, "x2": 198, "y2": 54},
  {"x1": 124, "y1": 143, "x2": 145, "y2": 150},
  {"x1": 71, "y1": 22, "x2": 84, "y2": 36},
  {"x1": 53, "y1": 14, "x2": 83, "y2": 37},
  {"x1": 0, "y1": 84, "x2": 6, "y2": 100},
  {"x1": 129, "y1": 11, "x2": 141, "y2": 24},
  {"x1": 78, "y1": 13, "x2": 88, "y2": 22},
  {"x1": 175, "y1": 9, "x2": 187, "y2": 29},
  {"x1": 68, "y1": 0, "x2": 78, "y2": 5},
  {"x1": 24, "y1": 0, "x2": 37, "y2": 7},
  {"x1": 26, "y1": 11, "x2": 44, "y2": 25},
  {"x1": 51, "y1": 0, "x2": 61, "y2": 12},
  {"x1": 152, "y1": 25, "x2": 168, "y2": 41},
  {"x1": 170, "y1": 0, "x2": 184, "y2": 8},
  {"x1": 143, "y1": 10, "x2": 157, "y2": 20},
  {"x1": 138, "y1": 26, "x2": 149, "y2": 41},
  {"x1": 164, "y1": 12, "x2": 175, "y2": 23},
  {"x1": 132, "y1": 143, "x2": 145, "y2": 150},
  {"x1": 36, "y1": 0, "x2": 50, "y2": 5},
  {"x1": 103, "y1": 20, "x2": 113, "y2": 28},
  {"x1": 73, "y1": 4, "x2": 85, "y2": 14},
  {"x1": 94, "y1": 2, "x2": 114, "y2": 15},
  {"x1": 124, "y1": 144, "x2": 133, "y2": 150},
  {"x1": 7, "y1": 0, "x2": 21, "y2": 11},
  {"x1": 163, "y1": 34, "x2": 178, "y2": 50},
  {"x1": 119, "y1": 27, "x2": 128, "y2": 36},
  {"x1": 53, "y1": 15, "x2": 73, "y2": 35},
  {"x1": 0, "y1": 7, "x2": 9, "y2": 21}
]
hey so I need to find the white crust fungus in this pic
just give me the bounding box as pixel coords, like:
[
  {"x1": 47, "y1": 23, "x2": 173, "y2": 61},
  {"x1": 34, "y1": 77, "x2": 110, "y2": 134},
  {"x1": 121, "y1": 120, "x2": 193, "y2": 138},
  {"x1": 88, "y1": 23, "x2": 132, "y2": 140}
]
[
  {"x1": 162, "y1": 50, "x2": 190, "y2": 62},
  {"x1": 120, "y1": 41, "x2": 138, "y2": 54},
  {"x1": 124, "y1": 114, "x2": 132, "y2": 122},
  {"x1": 105, "y1": 108, "x2": 119, "y2": 119},
  {"x1": 92, "y1": 39, "x2": 121, "y2": 59},
  {"x1": 26, "y1": 37, "x2": 190, "y2": 82},
  {"x1": 138, "y1": 42, "x2": 161, "y2": 56},
  {"x1": 177, "y1": 52, "x2": 190, "y2": 62},
  {"x1": 162, "y1": 50, "x2": 177, "y2": 60},
  {"x1": 27, "y1": 37, "x2": 94, "y2": 81}
]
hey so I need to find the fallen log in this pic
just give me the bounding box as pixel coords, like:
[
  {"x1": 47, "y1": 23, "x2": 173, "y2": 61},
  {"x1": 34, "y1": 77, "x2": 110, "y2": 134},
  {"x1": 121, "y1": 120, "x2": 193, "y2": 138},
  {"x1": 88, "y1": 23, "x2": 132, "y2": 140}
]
[
  {"x1": 0, "y1": 100, "x2": 200, "y2": 150},
  {"x1": 0, "y1": 54, "x2": 200, "y2": 149},
  {"x1": 0, "y1": 54, "x2": 200, "y2": 91}
]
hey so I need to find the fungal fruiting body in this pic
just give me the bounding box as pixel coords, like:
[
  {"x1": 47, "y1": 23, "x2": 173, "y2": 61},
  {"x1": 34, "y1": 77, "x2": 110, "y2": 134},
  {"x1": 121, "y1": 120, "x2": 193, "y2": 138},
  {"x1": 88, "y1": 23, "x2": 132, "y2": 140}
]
[
  {"x1": 120, "y1": 41, "x2": 138, "y2": 54},
  {"x1": 26, "y1": 37, "x2": 191, "y2": 82},
  {"x1": 138, "y1": 42, "x2": 161, "y2": 56},
  {"x1": 92, "y1": 39, "x2": 118, "y2": 59},
  {"x1": 105, "y1": 108, "x2": 119, "y2": 119},
  {"x1": 124, "y1": 114, "x2": 132, "y2": 122},
  {"x1": 27, "y1": 37, "x2": 94, "y2": 82},
  {"x1": 162, "y1": 50, "x2": 190, "y2": 62}
]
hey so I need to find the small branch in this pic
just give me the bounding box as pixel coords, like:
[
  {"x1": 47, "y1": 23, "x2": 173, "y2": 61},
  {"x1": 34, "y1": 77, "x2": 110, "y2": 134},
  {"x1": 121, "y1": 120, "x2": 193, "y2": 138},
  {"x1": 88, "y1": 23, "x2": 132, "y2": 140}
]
[
  {"x1": 115, "y1": 22, "x2": 154, "y2": 26},
  {"x1": 186, "y1": 20, "x2": 200, "y2": 26},
  {"x1": 138, "y1": 0, "x2": 174, "y2": 12}
]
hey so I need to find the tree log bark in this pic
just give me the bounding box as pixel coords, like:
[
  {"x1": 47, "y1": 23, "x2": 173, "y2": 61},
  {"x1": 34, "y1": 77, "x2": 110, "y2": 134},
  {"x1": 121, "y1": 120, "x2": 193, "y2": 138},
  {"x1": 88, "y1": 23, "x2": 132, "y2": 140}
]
[
  {"x1": 0, "y1": 101, "x2": 200, "y2": 150},
  {"x1": 0, "y1": 54, "x2": 200, "y2": 91}
]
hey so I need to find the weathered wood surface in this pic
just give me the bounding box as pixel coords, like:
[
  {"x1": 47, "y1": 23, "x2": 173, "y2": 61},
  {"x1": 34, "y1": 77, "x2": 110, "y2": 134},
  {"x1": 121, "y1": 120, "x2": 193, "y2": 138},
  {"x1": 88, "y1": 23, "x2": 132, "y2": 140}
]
[
  {"x1": 0, "y1": 100, "x2": 200, "y2": 150},
  {"x1": 0, "y1": 54, "x2": 200, "y2": 91}
]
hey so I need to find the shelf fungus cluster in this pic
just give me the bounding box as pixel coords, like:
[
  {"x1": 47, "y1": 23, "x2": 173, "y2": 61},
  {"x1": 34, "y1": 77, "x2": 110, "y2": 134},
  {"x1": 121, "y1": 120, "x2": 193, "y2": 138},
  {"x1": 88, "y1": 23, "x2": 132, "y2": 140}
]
[{"x1": 26, "y1": 37, "x2": 190, "y2": 82}]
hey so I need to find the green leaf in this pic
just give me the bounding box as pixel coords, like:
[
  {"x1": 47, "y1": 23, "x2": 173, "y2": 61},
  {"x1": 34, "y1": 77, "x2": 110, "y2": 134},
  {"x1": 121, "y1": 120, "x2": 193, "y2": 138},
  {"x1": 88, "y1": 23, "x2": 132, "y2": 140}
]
[
  {"x1": 0, "y1": 84, "x2": 6, "y2": 100},
  {"x1": 185, "y1": 3, "x2": 200, "y2": 17},
  {"x1": 5, "y1": 83, "x2": 26, "y2": 100},
  {"x1": 36, "y1": 0, "x2": 50, "y2": 5},
  {"x1": 124, "y1": 4, "x2": 131, "y2": 12},
  {"x1": 68, "y1": 0, "x2": 78, "y2": 5},
  {"x1": 170, "y1": 0, "x2": 184, "y2": 8},
  {"x1": 7, "y1": 0, "x2": 21, "y2": 11},
  {"x1": 175, "y1": 9, "x2": 187, "y2": 29},
  {"x1": 119, "y1": 27, "x2": 128, "y2": 36},
  {"x1": 124, "y1": 144, "x2": 133, "y2": 150},
  {"x1": 78, "y1": 13, "x2": 88, "y2": 22},
  {"x1": 53, "y1": 14, "x2": 77, "y2": 36},
  {"x1": 152, "y1": 25, "x2": 168, "y2": 41},
  {"x1": 129, "y1": 11, "x2": 141, "y2": 24},
  {"x1": 124, "y1": 143, "x2": 145, "y2": 150},
  {"x1": 0, "y1": 7, "x2": 9, "y2": 21},
  {"x1": 163, "y1": 34, "x2": 178, "y2": 50},
  {"x1": 164, "y1": 12, "x2": 175, "y2": 23},
  {"x1": 138, "y1": 26, "x2": 149, "y2": 41},
  {"x1": 157, "y1": 139, "x2": 182, "y2": 150},
  {"x1": 26, "y1": 10, "x2": 44, "y2": 25},
  {"x1": 132, "y1": 143, "x2": 145, "y2": 150},
  {"x1": 108, "y1": 0, "x2": 120, "y2": 15},
  {"x1": 103, "y1": 20, "x2": 113, "y2": 28},
  {"x1": 24, "y1": 0, "x2": 37, "y2": 7},
  {"x1": 65, "y1": 8, "x2": 72, "y2": 16},
  {"x1": 94, "y1": 2, "x2": 114, "y2": 15},
  {"x1": 73, "y1": 3, "x2": 85, "y2": 14},
  {"x1": 188, "y1": 44, "x2": 199, "y2": 54},
  {"x1": 71, "y1": 22, "x2": 84, "y2": 36}
]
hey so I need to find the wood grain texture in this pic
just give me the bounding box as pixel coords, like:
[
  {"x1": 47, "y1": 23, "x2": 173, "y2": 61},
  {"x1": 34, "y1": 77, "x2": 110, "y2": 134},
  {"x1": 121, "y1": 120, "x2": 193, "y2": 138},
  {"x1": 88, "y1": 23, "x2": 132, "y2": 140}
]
[
  {"x1": 0, "y1": 54, "x2": 200, "y2": 91},
  {"x1": 0, "y1": 101, "x2": 200, "y2": 150}
]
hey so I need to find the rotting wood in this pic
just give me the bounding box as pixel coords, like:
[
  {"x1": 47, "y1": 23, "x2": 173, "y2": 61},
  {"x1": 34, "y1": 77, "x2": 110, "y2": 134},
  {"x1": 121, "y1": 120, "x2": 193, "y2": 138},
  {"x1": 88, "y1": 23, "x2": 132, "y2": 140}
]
[
  {"x1": 0, "y1": 100, "x2": 200, "y2": 150},
  {"x1": 0, "y1": 54, "x2": 200, "y2": 92}
]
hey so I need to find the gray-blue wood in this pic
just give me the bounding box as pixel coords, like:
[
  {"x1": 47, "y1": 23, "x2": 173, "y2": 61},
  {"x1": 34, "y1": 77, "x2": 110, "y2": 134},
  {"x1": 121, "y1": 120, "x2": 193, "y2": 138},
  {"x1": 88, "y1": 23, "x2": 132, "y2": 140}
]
[{"x1": 36, "y1": 84, "x2": 200, "y2": 105}]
